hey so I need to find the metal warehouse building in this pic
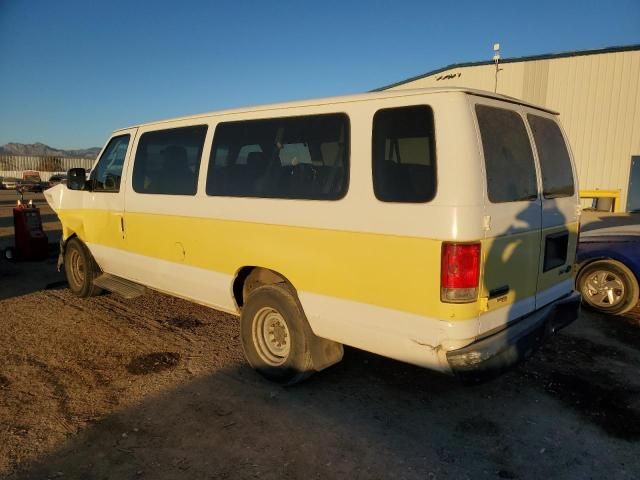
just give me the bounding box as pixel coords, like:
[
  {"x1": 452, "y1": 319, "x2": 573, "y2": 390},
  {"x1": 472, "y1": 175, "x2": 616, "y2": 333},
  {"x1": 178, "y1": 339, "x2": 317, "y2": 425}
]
[{"x1": 378, "y1": 45, "x2": 640, "y2": 212}]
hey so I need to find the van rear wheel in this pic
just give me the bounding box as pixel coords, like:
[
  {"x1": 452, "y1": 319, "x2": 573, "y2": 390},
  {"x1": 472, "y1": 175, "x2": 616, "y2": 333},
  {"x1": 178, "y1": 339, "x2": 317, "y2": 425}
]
[
  {"x1": 240, "y1": 284, "x2": 315, "y2": 385},
  {"x1": 577, "y1": 259, "x2": 639, "y2": 315},
  {"x1": 64, "y1": 238, "x2": 103, "y2": 298}
]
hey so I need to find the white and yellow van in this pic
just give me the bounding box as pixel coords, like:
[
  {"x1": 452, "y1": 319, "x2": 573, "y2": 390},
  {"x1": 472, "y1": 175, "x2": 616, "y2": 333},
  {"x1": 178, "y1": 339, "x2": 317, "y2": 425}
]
[{"x1": 45, "y1": 87, "x2": 581, "y2": 383}]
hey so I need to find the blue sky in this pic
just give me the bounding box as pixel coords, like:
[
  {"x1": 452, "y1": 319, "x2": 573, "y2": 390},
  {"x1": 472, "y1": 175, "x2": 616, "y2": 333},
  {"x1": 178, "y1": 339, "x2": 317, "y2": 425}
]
[{"x1": 1, "y1": 0, "x2": 639, "y2": 148}]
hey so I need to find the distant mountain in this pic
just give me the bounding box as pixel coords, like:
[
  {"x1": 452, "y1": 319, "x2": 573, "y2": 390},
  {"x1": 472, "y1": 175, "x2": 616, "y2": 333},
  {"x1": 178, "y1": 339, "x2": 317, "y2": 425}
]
[{"x1": 0, "y1": 142, "x2": 100, "y2": 159}]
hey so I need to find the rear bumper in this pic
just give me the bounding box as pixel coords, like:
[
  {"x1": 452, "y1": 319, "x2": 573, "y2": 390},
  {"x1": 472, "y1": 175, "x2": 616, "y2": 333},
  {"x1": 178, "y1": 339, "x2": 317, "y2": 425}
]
[{"x1": 446, "y1": 291, "x2": 581, "y2": 377}]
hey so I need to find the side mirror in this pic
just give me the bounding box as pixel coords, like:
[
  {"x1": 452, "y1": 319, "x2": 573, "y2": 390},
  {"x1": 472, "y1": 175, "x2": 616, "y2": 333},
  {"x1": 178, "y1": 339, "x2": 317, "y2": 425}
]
[{"x1": 67, "y1": 168, "x2": 87, "y2": 190}]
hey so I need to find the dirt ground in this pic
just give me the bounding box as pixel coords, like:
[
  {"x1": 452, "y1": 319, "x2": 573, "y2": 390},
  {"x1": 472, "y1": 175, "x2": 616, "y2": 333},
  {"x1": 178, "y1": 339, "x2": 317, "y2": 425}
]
[{"x1": 1, "y1": 190, "x2": 640, "y2": 479}]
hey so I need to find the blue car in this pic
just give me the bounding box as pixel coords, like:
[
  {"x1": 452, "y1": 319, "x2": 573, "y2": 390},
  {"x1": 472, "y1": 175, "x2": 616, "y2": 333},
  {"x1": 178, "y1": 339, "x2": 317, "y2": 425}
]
[{"x1": 577, "y1": 216, "x2": 640, "y2": 314}]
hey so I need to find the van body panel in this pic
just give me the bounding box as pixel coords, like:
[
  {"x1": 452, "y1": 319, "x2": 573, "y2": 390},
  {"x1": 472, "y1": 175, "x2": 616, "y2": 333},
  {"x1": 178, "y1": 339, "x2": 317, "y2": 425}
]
[
  {"x1": 86, "y1": 241, "x2": 239, "y2": 314},
  {"x1": 114, "y1": 211, "x2": 483, "y2": 320}
]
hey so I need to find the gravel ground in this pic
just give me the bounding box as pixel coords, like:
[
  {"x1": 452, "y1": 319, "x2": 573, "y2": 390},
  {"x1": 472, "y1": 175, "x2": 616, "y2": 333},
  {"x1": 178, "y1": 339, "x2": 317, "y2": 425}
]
[{"x1": 0, "y1": 190, "x2": 639, "y2": 479}]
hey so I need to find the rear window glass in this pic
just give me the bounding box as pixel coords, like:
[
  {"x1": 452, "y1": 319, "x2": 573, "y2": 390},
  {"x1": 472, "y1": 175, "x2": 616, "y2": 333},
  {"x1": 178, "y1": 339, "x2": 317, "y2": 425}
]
[
  {"x1": 133, "y1": 125, "x2": 207, "y2": 195},
  {"x1": 372, "y1": 105, "x2": 436, "y2": 203},
  {"x1": 528, "y1": 114, "x2": 575, "y2": 198},
  {"x1": 476, "y1": 105, "x2": 538, "y2": 203},
  {"x1": 206, "y1": 113, "x2": 349, "y2": 200}
]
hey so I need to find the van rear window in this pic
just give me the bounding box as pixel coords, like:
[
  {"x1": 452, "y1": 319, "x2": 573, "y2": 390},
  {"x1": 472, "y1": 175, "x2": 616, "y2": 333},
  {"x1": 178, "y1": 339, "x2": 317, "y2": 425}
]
[
  {"x1": 476, "y1": 105, "x2": 538, "y2": 203},
  {"x1": 206, "y1": 114, "x2": 349, "y2": 200},
  {"x1": 527, "y1": 114, "x2": 575, "y2": 198},
  {"x1": 372, "y1": 105, "x2": 436, "y2": 203}
]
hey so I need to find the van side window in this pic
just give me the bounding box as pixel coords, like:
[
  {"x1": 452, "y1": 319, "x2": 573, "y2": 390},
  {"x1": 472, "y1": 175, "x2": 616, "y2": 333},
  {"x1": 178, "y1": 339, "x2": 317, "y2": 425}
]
[
  {"x1": 206, "y1": 113, "x2": 349, "y2": 200},
  {"x1": 527, "y1": 114, "x2": 575, "y2": 198},
  {"x1": 132, "y1": 125, "x2": 207, "y2": 195},
  {"x1": 476, "y1": 105, "x2": 538, "y2": 203},
  {"x1": 92, "y1": 135, "x2": 130, "y2": 192},
  {"x1": 372, "y1": 105, "x2": 436, "y2": 203}
]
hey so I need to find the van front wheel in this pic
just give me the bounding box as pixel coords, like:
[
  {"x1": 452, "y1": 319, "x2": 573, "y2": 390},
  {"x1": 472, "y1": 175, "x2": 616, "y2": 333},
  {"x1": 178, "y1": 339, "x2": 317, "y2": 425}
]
[
  {"x1": 64, "y1": 238, "x2": 103, "y2": 298},
  {"x1": 240, "y1": 284, "x2": 315, "y2": 385}
]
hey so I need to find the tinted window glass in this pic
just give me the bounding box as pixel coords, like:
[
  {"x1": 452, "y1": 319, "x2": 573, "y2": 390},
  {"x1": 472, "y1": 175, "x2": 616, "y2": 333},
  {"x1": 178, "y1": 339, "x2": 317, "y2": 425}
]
[
  {"x1": 132, "y1": 125, "x2": 207, "y2": 195},
  {"x1": 476, "y1": 105, "x2": 538, "y2": 203},
  {"x1": 206, "y1": 114, "x2": 349, "y2": 200},
  {"x1": 372, "y1": 106, "x2": 436, "y2": 203},
  {"x1": 92, "y1": 135, "x2": 130, "y2": 192},
  {"x1": 528, "y1": 114, "x2": 575, "y2": 198}
]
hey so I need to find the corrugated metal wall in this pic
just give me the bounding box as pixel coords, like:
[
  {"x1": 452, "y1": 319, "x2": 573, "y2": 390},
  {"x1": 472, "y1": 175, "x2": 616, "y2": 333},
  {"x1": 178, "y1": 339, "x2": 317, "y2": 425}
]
[
  {"x1": 0, "y1": 156, "x2": 94, "y2": 182},
  {"x1": 386, "y1": 49, "x2": 640, "y2": 210}
]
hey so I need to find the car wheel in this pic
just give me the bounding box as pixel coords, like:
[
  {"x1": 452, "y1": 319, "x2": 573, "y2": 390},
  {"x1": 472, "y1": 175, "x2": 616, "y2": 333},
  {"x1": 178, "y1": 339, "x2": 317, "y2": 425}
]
[
  {"x1": 64, "y1": 238, "x2": 103, "y2": 297},
  {"x1": 577, "y1": 259, "x2": 639, "y2": 314},
  {"x1": 240, "y1": 284, "x2": 316, "y2": 385}
]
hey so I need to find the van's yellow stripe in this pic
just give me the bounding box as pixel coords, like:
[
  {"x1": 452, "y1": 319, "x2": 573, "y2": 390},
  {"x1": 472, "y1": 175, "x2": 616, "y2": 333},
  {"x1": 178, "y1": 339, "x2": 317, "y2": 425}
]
[
  {"x1": 59, "y1": 209, "x2": 482, "y2": 320},
  {"x1": 58, "y1": 208, "x2": 578, "y2": 322}
]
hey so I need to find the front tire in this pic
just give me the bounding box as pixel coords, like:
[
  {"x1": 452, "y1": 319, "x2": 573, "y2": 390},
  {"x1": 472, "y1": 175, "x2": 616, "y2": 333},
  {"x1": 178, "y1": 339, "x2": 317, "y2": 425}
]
[
  {"x1": 577, "y1": 259, "x2": 639, "y2": 314},
  {"x1": 240, "y1": 284, "x2": 315, "y2": 385},
  {"x1": 64, "y1": 238, "x2": 103, "y2": 298}
]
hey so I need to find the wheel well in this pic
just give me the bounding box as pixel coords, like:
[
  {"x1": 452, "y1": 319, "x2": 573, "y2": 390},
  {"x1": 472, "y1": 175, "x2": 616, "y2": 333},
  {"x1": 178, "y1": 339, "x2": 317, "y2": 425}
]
[
  {"x1": 58, "y1": 233, "x2": 78, "y2": 268},
  {"x1": 576, "y1": 257, "x2": 607, "y2": 278},
  {"x1": 61, "y1": 232, "x2": 79, "y2": 249},
  {"x1": 232, "y1": 266, "x2": 293, "y2": 310}
]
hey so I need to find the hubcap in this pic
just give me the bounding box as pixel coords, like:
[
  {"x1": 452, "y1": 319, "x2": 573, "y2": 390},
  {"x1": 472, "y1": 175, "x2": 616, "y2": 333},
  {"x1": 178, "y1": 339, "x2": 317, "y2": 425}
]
[
  {"x1": 583, "y1": 270, "x2": 625, "y2": 307},
  {"x1": 252, "y1": 307, "x2": 290, "y2": 366}
]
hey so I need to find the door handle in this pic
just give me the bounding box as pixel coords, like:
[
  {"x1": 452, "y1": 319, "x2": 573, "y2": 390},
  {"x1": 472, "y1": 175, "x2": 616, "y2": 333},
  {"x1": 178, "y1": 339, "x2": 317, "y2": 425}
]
[
  {"x1": 489, "y1": 285, "x2": 510, "y2": 299},
  {"x1": 118, "y1": 216, "x2": 125, "y2": 239}
]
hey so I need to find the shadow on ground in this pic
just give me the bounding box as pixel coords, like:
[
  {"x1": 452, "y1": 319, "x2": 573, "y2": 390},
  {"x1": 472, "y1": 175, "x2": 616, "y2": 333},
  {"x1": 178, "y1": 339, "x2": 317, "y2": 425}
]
[
  {"x1": 7, "y1": 316, "x2": 640, "y2": 480},
  {"x1": 0, "y1": 240, "x2": 64, "y2": 300}
]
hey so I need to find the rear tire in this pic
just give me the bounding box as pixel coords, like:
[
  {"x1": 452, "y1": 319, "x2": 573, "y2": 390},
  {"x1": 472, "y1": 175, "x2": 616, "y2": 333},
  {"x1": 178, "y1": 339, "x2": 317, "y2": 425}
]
[
  {"x1": 577, "y1": 259, "x2": 639, "y2": 314},
  {"x1": 240, "y1": 284, "x2": 315, "y2": 385},
  {"x1": 64, "y1": 238, "x2": 103, "y2": 298}
]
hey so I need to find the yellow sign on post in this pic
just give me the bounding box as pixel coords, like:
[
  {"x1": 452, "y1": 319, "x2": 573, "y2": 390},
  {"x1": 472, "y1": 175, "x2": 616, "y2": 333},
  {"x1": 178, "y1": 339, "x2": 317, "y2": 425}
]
[{"x1": 579, "y1": 189, "x2": 622, "y2": 212}]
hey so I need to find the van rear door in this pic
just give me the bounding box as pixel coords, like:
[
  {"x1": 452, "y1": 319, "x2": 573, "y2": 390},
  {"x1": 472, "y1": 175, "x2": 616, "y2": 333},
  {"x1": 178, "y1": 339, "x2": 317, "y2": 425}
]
[
  {"x1": 524, "y1": 111, "x2": 579, "y2": 308},
  {"x1": 473, "y1": 99, "x2": 542, "y2": 334}
]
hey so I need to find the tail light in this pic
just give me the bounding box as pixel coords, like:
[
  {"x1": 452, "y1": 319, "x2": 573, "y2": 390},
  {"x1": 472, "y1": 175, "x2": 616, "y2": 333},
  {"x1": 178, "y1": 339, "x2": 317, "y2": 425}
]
[{"x1": 441, "y1": 242, "x2": 481, "y2": 303}]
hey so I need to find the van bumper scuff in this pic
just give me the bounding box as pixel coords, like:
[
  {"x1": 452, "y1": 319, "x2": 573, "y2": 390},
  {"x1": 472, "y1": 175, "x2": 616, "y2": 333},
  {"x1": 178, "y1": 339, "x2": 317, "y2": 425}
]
[{"x1": 446, "y1": 291, "x2": 581, "y2": 377}]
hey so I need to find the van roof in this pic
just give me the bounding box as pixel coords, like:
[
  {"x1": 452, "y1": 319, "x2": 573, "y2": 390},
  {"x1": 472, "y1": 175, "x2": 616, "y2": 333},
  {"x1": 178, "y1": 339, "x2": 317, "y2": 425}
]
[{"x1": 116, "y1": 87, "x2": 558, "y2": 132}]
